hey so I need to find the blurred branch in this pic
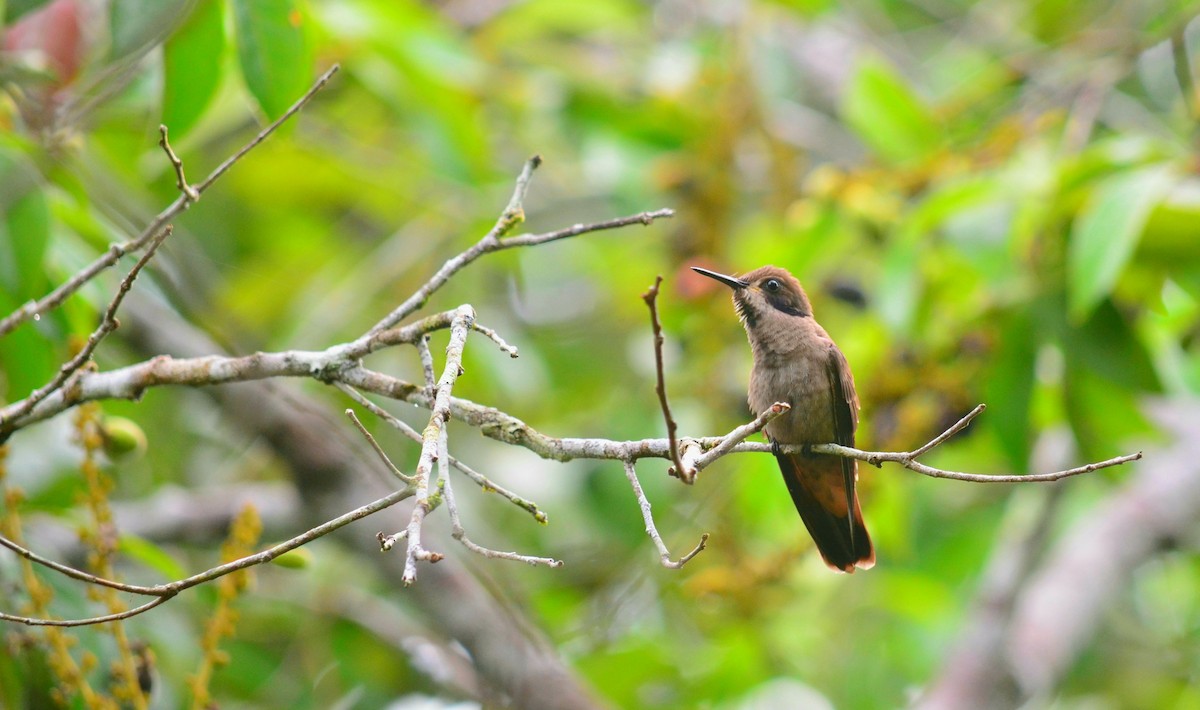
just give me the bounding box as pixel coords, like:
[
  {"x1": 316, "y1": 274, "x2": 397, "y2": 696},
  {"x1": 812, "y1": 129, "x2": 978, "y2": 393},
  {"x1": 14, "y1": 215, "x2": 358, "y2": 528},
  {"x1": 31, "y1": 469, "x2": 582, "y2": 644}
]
[
  {"x1": 0, "y1": 65, "x2": 341, "y2": 339},
  {"x1": 119, "y1": 295, "x2": 605, "y2": 710},
  {"x1": 918, "y1": 400, "x2": 1200, "y2": 708},
  {"x1": 157, "y1": 125, "x2": 198, "y2": 202},
  {"x1": 0, "y1": 225, "x2": 173, "y2": 437},
  {"x1": 0, "y1": 480, "x2": 417, "y2": 626},
  {"x1": 0, "y1": 119, "x2": 1138, "y2": 642}
]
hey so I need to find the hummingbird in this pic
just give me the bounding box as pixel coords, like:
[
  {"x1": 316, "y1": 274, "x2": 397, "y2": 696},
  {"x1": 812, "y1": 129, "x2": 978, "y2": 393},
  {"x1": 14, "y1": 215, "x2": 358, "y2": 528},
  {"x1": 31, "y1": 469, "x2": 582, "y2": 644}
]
[{"x1": 692, "y1": 265, "x2": 874, "y2": 573}]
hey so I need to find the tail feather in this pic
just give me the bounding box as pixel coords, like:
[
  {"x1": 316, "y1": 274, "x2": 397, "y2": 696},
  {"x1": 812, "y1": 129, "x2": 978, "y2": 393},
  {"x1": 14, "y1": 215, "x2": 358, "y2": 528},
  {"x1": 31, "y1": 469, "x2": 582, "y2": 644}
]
[{"x1": 775, "y1": 451, "x2": 874, "y2": 573}]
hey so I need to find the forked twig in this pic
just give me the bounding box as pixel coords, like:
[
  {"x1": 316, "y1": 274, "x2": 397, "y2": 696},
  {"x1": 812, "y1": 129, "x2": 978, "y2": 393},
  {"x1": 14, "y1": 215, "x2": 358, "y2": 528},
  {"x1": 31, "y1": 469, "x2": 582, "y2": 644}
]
[
  {"x1": 623, "y1": 460, "x2": 707, "y2": 568},
  {"x1": 642, "y1": 276, "x2": 686, "y2": 480}
]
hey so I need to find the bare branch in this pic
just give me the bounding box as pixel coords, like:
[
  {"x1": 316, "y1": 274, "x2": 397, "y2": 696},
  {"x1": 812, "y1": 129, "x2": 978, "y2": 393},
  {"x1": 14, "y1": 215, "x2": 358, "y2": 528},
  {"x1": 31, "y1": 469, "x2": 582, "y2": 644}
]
[
  {"x1": 417, "y1": 334, "x2": 436, "y2": 393},
  {"x1": 677, "y1": 402, "x2": 791, "y2": 483},
  {"x1": 490, "y1": 153, "x2": 542, "y2": 239},
  {"x1": 471, "y1": 321, "x2": 519, "y2": 358},
  {"x1": 359, "y1": 155, "x2": 672, "y2": 341},
  {"x1": 441, "y1": 427, "x2": 561, "y2": 568},
  {"x1": 158, "y1": 125, "x2": 199, "y2": 202},
  {"x1": 0, "y1": 534, "x2": 165, "y2": 596},
  {"x1": 400, "y1": 305, "x2": 475, "y2": 585},
  {"x1": 194, "y1": 64, "x2": 341, "y2": 194},
  {"x1": 0, "y1": 225, "x2": 173, "y2": 435},
  {"x1": 642, "y1": 275, "x2": 686, "y2": 481},
  {"x1": 0, "y1": 65, "x2": 340, "y2": 339},
  {"x1": 908, "y1": 404, "x2": 987, "y2": 458},
  {"x1": 2, "y1": 477, "x2": 416, "y2": 626},
  {"x1": 337, "y1": 383, "x2": 548, "y2": 523},
  {"x1": 0, "y1": 596, "x2": 173, "y2": 628},
  {"x1": 622, "y1": 460, "x2": 708, "y2": 569},
  {"x1": 345, "y1": 408, "x2": 413, "y2": 484}
]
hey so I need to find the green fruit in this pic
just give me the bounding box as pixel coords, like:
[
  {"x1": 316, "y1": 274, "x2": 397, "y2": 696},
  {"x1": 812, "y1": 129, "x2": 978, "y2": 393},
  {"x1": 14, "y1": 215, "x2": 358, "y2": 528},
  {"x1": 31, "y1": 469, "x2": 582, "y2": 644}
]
[
  {"x1": 270, "y1": 547, "x2": 313, "y2": 569},
  {"x1": 101, "y1": 417, "x2": 147, "y2": 461}
]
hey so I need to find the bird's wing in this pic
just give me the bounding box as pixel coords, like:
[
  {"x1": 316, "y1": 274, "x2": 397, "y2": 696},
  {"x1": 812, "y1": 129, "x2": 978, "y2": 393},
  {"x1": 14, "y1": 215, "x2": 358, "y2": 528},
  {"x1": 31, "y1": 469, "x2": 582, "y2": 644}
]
[
  {"x1": 827, "y1": 343, "x2": 859, "y2": 441},
  {"x1": 826, "y1": 344, "x2": 860, "y2": 550}
]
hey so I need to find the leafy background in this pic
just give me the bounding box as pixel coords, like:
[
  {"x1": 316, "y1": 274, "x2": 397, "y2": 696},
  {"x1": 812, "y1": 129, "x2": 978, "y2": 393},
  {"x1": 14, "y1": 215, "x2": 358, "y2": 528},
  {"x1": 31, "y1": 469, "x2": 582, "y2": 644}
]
[{"x1": 1, "y1": 0, "x2": 1199, "y2": 707}]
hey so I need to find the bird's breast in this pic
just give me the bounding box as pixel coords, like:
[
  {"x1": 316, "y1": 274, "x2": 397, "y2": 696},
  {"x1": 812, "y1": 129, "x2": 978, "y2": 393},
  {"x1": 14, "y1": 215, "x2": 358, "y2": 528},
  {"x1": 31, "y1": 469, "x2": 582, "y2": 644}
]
[{"x1": 748, "y1": 351, "x2": 836, "y2": 445}]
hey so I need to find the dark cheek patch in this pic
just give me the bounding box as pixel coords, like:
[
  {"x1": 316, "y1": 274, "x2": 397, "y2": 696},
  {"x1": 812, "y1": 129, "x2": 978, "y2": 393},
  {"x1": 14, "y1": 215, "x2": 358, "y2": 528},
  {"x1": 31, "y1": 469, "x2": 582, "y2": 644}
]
[
  {"x1": 736, "y1": 299, "x2": 758, "y2": 328},
  {"x1": 768, "y1": 293, "x2": 809, "y2": 318}
]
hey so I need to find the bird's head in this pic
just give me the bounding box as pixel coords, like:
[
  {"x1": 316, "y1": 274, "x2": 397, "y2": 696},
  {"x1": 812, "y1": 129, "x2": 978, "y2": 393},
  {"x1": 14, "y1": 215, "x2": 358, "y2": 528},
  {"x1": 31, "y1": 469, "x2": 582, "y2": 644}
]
[{"x1": 692, "y1": 265, "x2": 812, "y2": 329}]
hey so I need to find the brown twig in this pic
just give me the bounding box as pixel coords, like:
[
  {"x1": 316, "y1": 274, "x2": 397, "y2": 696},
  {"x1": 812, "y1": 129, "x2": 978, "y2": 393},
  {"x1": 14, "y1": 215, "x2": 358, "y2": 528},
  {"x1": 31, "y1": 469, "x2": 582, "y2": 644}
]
[
  {"x1": 622, "y1": 460, "x2": 708, "y2": 568},
  {"x1": 158, "y1": 125, "x2": 199, "y2": 201},
  {"x1": 642, "y1": 275, "x2": 686, "y2": 481}
]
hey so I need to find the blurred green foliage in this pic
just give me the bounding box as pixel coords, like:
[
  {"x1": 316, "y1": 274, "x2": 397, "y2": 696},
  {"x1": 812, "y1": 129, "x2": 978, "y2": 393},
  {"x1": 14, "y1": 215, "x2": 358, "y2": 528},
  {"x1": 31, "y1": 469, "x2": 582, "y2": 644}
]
[{"x1": 1, "y1": 0, "x2": 1199, "y2": 707}]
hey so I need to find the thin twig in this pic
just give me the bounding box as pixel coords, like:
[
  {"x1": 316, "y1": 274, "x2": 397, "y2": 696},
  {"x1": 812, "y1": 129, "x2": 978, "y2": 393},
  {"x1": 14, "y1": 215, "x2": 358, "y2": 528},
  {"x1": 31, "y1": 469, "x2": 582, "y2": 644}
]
[
  {"x1": 158, "y1": 125, "x2": 199, "y2": 201},
  {"x1": 194, "y1": 64, "x2": 340, "y2": 193},
  {"x1": 0, "y1": 596, "x2": 173, "y2": 628},
  {"x1": 490, "y1": 154, "x2": 542, "y2": 239},
  {"x1": 441, "y1": 426, "x2": 561, "y2": 568},
  {"x1": 500, "y1": 209, "x2": 675, "y2": 249},
  {"x1": 471, "y1": 322, "x2": 519, "y2": 358},
  {"x1": 417, "y1": 335, "x2": 436, "y2": 394},
  {"x1": 0, "y1": 65, "x2": 340, "y2": 339},
  {"x1": 810, "y1": 445, "x2": 1144, "y2": 484},
  {"x1": 622, "y1": 460, "x2": 707, "y2": 569},
  {"x1": 642, "y1": 275, "x2": 685, "y2": 481},
  {"x1": 357, "y1": 154, "x2": 671, "y2": 341},
  {"x1": 336, "y1": 383, "x2": 547, "y2": 523},
  {"x1": 0, "y1": 225, "x2": 173, "y2": 434},
  {"x1": 0, "y1": 534, "x2": 164, "y2": 596},
  {"x1": 345, "y1": 408, "x2": 413, "y2": 484},
  {"x1": 364, "y1": 155, "x2": 545, "y2": 338},
  {"x1": 1, "y1": 482, "x2": 416, "y2": 626},
  {"x1": 908, "y1": 404, "x2": 986, "y2": 458}
]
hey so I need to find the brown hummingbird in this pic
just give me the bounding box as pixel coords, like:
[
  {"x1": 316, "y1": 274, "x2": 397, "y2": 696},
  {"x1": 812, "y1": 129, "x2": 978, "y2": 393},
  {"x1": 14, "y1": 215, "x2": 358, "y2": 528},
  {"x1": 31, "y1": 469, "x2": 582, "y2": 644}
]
[{"x1": 693, "y1": 265, "x2": 874, "y2": 573}]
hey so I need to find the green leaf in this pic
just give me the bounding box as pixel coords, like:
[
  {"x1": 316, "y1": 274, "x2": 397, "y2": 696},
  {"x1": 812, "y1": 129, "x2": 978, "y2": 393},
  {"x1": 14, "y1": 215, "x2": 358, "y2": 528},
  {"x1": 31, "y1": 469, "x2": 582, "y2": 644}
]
[
  {"x1": 877, "y1": 231, "x2": 922, "y2": 332},
  {"x1": 1063, "y1": 361, "x2": 1150, "y2": 461},
  {"x1": 119, "y1": 534, "x2": 188, "y2": 581},
  {"x1": 0, "y1": 139, "x2": 50, "y2": 307},
  {"x1": 0, "y1": 292, "x2": 57, "y2": 400},
  {"x1": 842, "y1": 56, "x2": 941, "y2": 165},
  {"x1": 162, "y1": 0, "x2": 226, "y2": 137},
  {"x1": 985, "y1": 307, "x2": 1038, "y2": 470},
  {"x1": 110, "y1": 0, "x2": 196, "y2": 60},
  {"x1": 1065, "y1": 298, "x2": 1161, "y2": 393},
  {"x1": 5, "y1": 0, "x2": 53, "y2": 22},
  {"x1": 232, "y1": 0, "x2": 309, "y2": 120},
  {"x1": 1067, "y1": 164, "x2": 1175, "y2": 320}
]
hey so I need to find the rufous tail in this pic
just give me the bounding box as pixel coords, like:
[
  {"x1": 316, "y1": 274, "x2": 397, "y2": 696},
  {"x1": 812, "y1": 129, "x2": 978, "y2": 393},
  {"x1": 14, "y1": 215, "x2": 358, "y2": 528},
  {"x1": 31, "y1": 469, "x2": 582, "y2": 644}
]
[{"x1": 774, "y1": 451, "x2": 874, "y2": 573}]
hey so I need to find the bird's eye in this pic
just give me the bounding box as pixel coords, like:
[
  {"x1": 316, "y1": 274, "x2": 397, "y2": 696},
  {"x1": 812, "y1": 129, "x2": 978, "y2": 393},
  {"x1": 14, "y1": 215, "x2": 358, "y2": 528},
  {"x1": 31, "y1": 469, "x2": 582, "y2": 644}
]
[{"x1": 764, "y1": 279, "x2": 781, "y2": 292}]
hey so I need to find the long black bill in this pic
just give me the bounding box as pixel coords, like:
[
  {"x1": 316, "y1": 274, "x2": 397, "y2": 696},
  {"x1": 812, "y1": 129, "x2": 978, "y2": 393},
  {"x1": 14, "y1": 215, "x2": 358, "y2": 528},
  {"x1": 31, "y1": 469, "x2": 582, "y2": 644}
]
[{"x1": 691, "y1": 267, "x2": 749, "y2": 290}]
